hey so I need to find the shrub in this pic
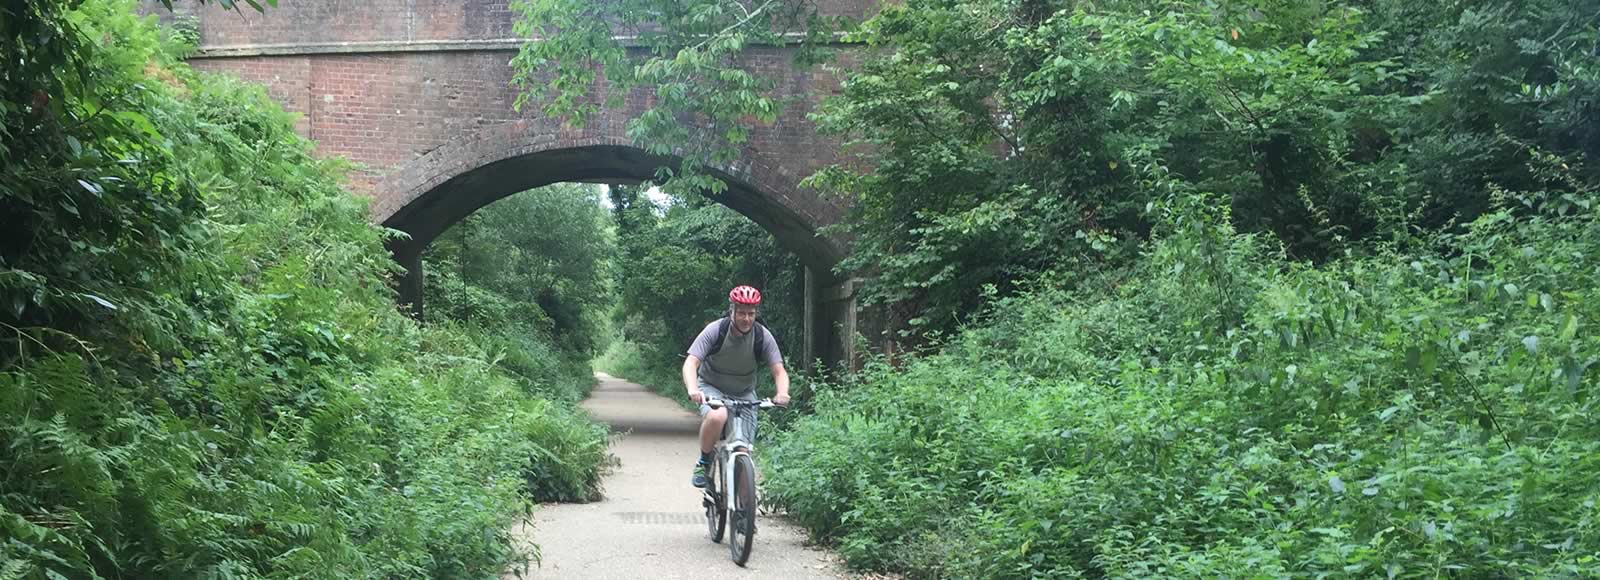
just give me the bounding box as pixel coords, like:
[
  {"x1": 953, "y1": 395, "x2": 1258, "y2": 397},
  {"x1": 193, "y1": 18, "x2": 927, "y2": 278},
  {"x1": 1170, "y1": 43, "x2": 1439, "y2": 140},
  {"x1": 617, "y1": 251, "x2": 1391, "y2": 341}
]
[
  {"x1": 768, "y1": 188, "x2": 1600, "y2": 578},
  {"x1": 0, "y1": 3, "x2": 608, "y2": 577}
]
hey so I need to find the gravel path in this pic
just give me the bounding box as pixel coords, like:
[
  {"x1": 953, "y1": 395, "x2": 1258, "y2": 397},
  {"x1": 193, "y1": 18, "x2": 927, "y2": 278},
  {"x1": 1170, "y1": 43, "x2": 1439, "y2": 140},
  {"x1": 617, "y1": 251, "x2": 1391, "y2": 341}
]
[{"x1": 503, "y1": 373, "x2": 849, "y2": 579}]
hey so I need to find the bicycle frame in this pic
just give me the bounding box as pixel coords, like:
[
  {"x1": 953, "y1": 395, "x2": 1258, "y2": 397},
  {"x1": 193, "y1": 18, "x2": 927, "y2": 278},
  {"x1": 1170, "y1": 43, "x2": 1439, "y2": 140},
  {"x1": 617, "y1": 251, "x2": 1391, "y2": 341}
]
[
  {"x1": 718, "y1": 421, "x2": 754, "y2": 509},
  {"x1": 702, "y1": 397, "x2": 778, "y2": 564},
  {"x1": 718, "y1": 446, "x2": 751, "y2": 516},
  {"x1": 706, "y1": 399, "x2": 771, "y2": 509}
]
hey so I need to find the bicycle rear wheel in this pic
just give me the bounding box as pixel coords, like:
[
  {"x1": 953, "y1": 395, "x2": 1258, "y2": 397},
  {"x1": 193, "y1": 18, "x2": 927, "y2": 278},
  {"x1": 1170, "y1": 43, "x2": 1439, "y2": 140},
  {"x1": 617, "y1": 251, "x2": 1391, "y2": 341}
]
[
  {"x1": 706, "y1": 458, "x2": 726, "y2": 543},
  {"x1": 728, "y1": 454, "x2": 757, "y2": 566}
]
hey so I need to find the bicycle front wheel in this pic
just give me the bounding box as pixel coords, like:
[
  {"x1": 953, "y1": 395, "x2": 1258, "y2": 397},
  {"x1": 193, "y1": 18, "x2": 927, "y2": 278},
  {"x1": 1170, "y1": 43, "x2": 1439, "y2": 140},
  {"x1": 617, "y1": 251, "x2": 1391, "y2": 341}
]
[{"x1": 728, "y1": 454, "x2": 757, "y2": 566}]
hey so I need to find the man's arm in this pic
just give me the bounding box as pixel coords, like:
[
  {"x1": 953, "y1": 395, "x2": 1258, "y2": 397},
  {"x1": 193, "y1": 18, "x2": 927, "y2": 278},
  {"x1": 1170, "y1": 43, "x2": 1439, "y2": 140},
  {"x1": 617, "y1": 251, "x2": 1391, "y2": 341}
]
[
  {"x1": 769, "y1": 362, "x2": 790, "y2": 406},
  {"x1": 683, "y1": 355, "x2": 704, "y2": 404}
]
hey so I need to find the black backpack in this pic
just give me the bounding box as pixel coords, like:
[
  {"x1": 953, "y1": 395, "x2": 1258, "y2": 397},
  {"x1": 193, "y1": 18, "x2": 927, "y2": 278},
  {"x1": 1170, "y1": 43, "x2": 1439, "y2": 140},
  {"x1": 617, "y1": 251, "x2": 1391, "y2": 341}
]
[{"x1": 705, "y1": 317, "x2": 772, "y2": 363}]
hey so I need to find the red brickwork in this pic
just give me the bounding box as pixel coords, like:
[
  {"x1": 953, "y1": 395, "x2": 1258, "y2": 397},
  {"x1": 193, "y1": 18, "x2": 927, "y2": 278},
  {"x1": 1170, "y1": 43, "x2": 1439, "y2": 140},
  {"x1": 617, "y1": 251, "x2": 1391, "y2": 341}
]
[
  {"x1": 169, "y1": 0, "x2": 869, "y2": 268},
  {"x1": 162, "y1": 1, "x2": 882, "y2": 367}
]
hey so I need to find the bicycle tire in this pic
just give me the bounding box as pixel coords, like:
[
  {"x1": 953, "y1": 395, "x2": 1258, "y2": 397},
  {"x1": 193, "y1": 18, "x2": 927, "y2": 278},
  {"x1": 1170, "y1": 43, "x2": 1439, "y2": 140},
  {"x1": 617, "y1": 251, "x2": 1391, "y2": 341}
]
[
  {"x1": 729, "y1": 454, "x2": 757, "y2": 566},
  {"x1": 706, "y1": 458, "x2": 726, "y2": 543}
]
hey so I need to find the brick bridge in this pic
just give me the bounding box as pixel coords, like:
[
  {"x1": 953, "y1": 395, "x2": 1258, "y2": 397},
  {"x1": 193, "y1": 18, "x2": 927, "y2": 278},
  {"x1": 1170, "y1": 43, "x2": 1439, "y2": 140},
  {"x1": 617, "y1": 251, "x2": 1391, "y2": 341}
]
[{"x1": 161, "y1": 0, "x2": 879, "y2": 368}]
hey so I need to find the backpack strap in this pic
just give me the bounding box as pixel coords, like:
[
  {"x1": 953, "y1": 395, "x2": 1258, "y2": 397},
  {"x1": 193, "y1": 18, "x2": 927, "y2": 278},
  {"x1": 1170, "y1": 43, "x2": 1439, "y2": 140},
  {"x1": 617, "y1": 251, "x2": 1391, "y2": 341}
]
[
  {"x1": 754, "y1": 323, "x2": 769, "y2": 364},
  {"x1": 707, "y1": 317, "x2": 732, "y2": 356}
]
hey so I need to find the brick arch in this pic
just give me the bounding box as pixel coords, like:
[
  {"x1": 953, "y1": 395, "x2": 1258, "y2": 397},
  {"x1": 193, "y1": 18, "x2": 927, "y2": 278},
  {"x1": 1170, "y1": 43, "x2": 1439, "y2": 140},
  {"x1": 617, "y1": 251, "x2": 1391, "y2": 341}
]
[
  {"x1": 158, "y1": 0, "x2": 883, "y2": 369},
  {"x1": 374, "y1": 117, "x2": 847, "y2": 279},
  {"x1": 375, "y1": 118, "x2": 860, "y2": 368}
]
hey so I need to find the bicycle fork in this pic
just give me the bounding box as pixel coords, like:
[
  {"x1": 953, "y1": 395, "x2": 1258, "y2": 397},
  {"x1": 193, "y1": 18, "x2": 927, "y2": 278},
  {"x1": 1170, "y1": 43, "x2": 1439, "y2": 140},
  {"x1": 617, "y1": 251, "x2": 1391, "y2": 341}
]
[
  {"x1": 725, "y1": 449, "x2": 756, "y2": 529},
  {"x1": 700, "y1": 450, "x2": 749, "y2": 509}
]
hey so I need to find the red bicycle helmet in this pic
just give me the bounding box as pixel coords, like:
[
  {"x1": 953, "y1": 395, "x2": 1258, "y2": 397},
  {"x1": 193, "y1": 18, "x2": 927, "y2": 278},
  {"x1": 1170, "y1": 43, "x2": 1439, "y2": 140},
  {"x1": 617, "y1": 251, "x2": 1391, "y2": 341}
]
[{"x1": 729, "y1": 285, "x2": 762, "y2": 305}]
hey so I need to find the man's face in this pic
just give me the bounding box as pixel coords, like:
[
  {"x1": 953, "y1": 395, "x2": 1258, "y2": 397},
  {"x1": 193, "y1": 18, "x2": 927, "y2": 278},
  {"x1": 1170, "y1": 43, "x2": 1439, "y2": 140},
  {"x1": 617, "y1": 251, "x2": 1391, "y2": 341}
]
[{"x1": 732, "y1": 304, "x2": 758, "y2": 335}]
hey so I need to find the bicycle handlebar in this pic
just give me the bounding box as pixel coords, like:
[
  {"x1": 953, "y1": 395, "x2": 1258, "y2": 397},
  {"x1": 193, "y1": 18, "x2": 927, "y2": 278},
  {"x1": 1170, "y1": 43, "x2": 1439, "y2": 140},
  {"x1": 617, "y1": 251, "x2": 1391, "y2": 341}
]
[{"x1": 705, "y1": 398, "x2": 784, "y2": 410}]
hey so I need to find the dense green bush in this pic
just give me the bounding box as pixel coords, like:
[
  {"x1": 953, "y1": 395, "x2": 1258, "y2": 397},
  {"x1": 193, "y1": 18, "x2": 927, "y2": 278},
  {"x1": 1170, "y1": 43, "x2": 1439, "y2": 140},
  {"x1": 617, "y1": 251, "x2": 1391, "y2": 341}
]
[
  {"x1": 768, "y1": 184, "x2": 1600, "y2": 577},
  {"x1": 595, "y1": 186, "x2": 807, "y2": 395},
  {"x1": 515, "y1": 0, "x2": 1600, "y2": 343},
  {"x1": 422, "y1": 183, "x2": 617, "y2": 365},
  {"x1": 805, "y1": 0, "x2": 1600, "y2": 341},
  {"x1": 1, "y1": 2, "x2": 606, "y2": 577},
  {"x1": 420, "y1": 184, "x2": 617, "y2": 405},
  {"x1": 510, "y1": 1, "x2": 1600, "y2": 573}
]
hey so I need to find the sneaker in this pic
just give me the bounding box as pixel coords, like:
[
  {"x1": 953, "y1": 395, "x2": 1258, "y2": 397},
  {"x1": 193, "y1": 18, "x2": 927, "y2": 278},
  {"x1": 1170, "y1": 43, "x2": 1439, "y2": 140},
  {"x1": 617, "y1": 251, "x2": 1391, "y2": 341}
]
[{"x1": 691, "y1": 461, "x2": 709, "y2": 488}]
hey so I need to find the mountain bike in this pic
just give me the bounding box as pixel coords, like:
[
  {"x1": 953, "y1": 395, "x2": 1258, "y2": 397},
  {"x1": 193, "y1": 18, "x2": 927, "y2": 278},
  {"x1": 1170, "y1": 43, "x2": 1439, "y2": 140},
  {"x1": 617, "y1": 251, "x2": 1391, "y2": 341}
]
[{"x1": 701, "y1": 398, "x2": 781, "y2": 566}]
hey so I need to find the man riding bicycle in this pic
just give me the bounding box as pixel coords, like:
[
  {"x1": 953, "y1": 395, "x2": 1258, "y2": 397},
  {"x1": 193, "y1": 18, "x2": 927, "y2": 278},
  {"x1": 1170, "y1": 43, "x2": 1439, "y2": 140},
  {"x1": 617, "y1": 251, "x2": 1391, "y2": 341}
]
[{"x1": 684, "y1": 285, "x2": 791, "y2": 488}]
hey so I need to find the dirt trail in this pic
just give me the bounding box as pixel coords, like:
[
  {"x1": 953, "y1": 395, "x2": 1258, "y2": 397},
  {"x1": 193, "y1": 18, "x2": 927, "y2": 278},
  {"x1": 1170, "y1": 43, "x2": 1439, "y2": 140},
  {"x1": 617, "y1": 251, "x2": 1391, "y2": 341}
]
[{"x1": 504, "y1": 373, "x2": 848, "y2": 579}]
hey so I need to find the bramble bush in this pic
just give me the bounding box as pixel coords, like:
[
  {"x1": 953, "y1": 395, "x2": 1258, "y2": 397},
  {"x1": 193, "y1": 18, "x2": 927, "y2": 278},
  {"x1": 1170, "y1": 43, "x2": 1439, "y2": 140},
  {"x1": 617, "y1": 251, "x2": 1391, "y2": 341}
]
[{"x1": 1, "y1": 2, "x2": 606, "y2": 577}]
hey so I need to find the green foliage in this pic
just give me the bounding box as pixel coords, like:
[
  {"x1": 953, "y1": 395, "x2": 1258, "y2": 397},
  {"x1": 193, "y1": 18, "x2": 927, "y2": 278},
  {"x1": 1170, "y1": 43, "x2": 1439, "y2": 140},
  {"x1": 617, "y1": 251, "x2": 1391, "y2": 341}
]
[
  {"x1": 769, "y1": 182, "x2": 1600, "y2": 577},
  {"x1": 1, "y1": 2, "x2": 607, "y2": 577},
  {"x1": 424, "y1": 184, "x2": 615, "y2": 350},
  {"x1": 509, "y1": 0, "x2": 848, "y2": 196},
  {"x1": 517, "y1": 0, "x2": 1600, "y2": 342},
  {"x1": 596, "y1": 186, "x2": 804, "y2": 398},
  {"x1": 517, "y1": 0, "x2": 1600, "y2": 576},
  {"x1": 421, "y1": 183, "x2": 616, "y2": 403},
  {"x1": 809, "y1": 0, "x2": 1600, "y2": 340}
]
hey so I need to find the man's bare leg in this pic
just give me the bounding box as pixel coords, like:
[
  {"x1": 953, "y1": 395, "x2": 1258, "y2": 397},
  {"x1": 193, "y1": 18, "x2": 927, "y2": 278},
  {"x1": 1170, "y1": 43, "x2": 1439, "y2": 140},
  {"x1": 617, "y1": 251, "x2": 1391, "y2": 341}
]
[
  {"x1": 699, "y1": 408, "x2": 728, "y2": 455},
  {"x1": 692, "y1": 408, "x2": 728, "y2": 488}
]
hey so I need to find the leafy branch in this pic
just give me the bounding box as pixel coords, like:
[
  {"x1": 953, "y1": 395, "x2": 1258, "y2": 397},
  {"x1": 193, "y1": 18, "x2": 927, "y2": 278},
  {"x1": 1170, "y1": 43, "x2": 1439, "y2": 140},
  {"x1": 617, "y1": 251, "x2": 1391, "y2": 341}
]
[{"x1": 510, "y1": 0, "x2": 847, "y2": 194}]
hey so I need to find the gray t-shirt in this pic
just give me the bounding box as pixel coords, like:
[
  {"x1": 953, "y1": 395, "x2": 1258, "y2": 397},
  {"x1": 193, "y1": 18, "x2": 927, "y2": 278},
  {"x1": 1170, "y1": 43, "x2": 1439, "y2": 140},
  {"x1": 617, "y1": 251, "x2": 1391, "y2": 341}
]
[{"x1": 686, "y1": 320, "x2": 782, "y2": 394}]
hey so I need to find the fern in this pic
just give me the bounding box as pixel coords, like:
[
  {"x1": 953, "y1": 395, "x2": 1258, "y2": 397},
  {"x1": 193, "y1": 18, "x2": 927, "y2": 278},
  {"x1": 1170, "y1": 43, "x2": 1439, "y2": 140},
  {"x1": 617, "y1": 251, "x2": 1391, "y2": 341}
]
[
  {"x1": 0, "y1": 559, "x2": 33, "y2": 580},
  {"x1": 2, "y1": 3, "x2": 609, "y2": 578}
]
